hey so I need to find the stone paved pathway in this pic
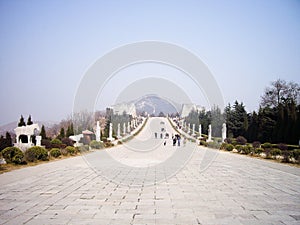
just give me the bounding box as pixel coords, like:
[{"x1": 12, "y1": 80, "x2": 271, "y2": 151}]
[{"x1": 0, "y1": 118, "x2": 299, "y2": 225}]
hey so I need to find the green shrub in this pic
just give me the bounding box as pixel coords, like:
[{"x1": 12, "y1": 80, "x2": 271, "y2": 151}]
[
  {"x1": 25, "y1": 146, "x2": 48, "y2": 162},
  {"x1": 50, "y1": 138, "x2": 63, "y2": 148},
  {"x1": 207, "y1": 141, "x2": 221, "y2": 149},
  {"x1": 50, "y1": 148, "x2": 61, "y2": 158},
  {"x1": 65, "y1": 146, "x2": 77, "y2": 155},
  {"x1": 241, "y1": 145, "x2": 252, "y2": 155},
  {"x1": 235, "y1": 145, "x2": 243, "y2": 152},
  {"x1": 51, "y1": 138, "x2": 62, "y2": 145},
  {"x1": 60, "y1": 148, "x2": 68, "y2": 156},
  {"x1": 225, "y1": 144, "x2": 234, "y2": 151},
  {"x1": 262, "y1": 142, "x2": 272, "y2": 149},
  {"x1": 220, "y1": 143, "x2": 227, "y2": 150},
  {"x1": 2, "y1": 147, "x2": 25, "y2": 164},
  {"x1": 270, "y1": 148, "x2": 282, "y2": 156},
  {"x1": 90, "y1": 140, "x2": 104, "y2": 149},
  {"x1": 282, "y1": 150, "x2": 291, "y2": 163},
  {"x1": 291, "y1": 149, "x2": 300, "y2": 161},
  {"x1": 104, "y1": 142, "x2": 114, "y2": 148},
  {"x1": 255, "y1": 148, "x2": 264, "y2": 155},
  {"x1": 200, "y1": 140, "x2": 208, "y2": 147},
  {"x1": 79, "y1": 145, "x2": 89, "y2": 152}
]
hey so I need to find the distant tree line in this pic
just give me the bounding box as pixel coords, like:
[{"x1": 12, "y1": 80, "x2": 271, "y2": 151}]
[{"x1": 185, "y1": 79, "x2": 300, "y2": 145}]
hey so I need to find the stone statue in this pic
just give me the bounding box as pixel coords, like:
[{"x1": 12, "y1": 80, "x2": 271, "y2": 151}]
[
  {"x1": 222, "y1": 123, "x2": 227, "y2": 143},
  {"x1": 207, "y1": 124, "x2": 212, "y2": 142},
  {"x1": 123, "y1": 123, "x2": 126, "y2": 135},
  {"x1": 96, "y1": 121, "x2": 101, "y2": 142},
  {"x1": 199, "y1": 124, "x2": 202, "y2": 138},
  {"x1": 117, "y1": 123, "x2": 121, "y2": 139},
  {"x1": 192, "y1": 124, "x2": 195, "y2": 136}
]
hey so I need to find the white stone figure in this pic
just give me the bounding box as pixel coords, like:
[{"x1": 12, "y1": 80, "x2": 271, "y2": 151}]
[
  {"x1": 108, "y1": 122, "x2": 115, "y2": 141},
  {"x1": 130, "y1": 120, "x2": 133, "y2": 129},
  {"x1": 192, "y1": 124, "x2": 195, "y2": 136},
  {"x1": 127, "y1": 122, "x2": 131, "y2": 133},
  {"x1": 14, "y1": 123, "x2": 40, "y2": 151},
  {"x1": 222, "y1": 123, "x2": 227, "y2": 143},
  {"x1": 117, "y1": 123, "x2": 121, "y2": 139},
  {"x1": 199, "y1": 124, "x2": 202, "y2": 138},
  {"x1": 96, "y1": 121, "x2": 101, "y2": 142},
  {"x1": 36, "y1": 136, "x2": 42, "y2": 146},
  {"x1": 207, "y1": 124, "x2": 212, "y2": 142},
  {"x1": 14, "y1": 124, "x2": 40, "y2": 144},
  {"x1": 123, "y1": 123, "x2": 126, "y2": 135},
  {"x1": 69, "y1": 134, "x2": 83, "y2": 147},
  {"x1": 188, "y1": 123, "x2": 191, "y2": 134}
]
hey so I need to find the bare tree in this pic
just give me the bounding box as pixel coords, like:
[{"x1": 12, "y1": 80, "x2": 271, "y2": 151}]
[{"x1": 261, "y1": 79, "x2": 299, "y2": 107}]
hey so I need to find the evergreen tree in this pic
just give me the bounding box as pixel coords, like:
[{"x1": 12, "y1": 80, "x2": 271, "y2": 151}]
[
  {"x1": 211, "y1": 106, "x2": 224, "y2": 137},
  {"x1": 5, "y1": 132, "x2": 12, "y2": 147},
  {"x1": 27, "y1": 115, "x2": 33, "y2": 125},
  {"x1": 58, "y1": 127, "x2": 65, "y2": 139},
  {"x1": 40, "y1": 125, "x2": 47, "y2": 139},
  {"x1": 18, "y1": 115, "x2": 26, "y2": 127},
  {"x1": 66, "y1": 123, "x2": 75, "y2": 137},
  {"x1": 225, "y1": 101, "x2": 247, "y2": 138}
]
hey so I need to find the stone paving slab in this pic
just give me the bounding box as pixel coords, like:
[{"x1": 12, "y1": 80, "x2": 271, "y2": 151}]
[{"x1": 0, "y1": 118, "x2": 300, "y2": 224}]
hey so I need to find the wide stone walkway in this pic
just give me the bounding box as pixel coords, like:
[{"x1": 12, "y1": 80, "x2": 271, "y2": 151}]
[{"x1": 0, "y1": 118, "x2": 299, "y2": 225}]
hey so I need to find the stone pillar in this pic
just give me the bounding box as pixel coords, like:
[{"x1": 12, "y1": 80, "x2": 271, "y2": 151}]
[
  {"x1": 123, "y1": 123, "x2": 126, "y2": 135},
  {"x1": 127, "y1": 122, "x2": 131, "y2": 133},
  {"x1": 199, "y1": 124, "x2": 202, "y2": 138},
  {"x1": 207, "y1": 124, "x2": 212, "y2": 142},
  {"x1": 222, "y1": 123, "x2": 227, "y2": 143},
  {"x1": 107, "y1": 123, "x2": 114, "y2": 141},
  {"x1": 131, "y1": 120, "x2": 134, "y2": 129},
  {"x1": 188, "y1": 123, "x2": 190, "y2": 134},
  {"x1": 96, "y1": 121, "x2": 101, "y2": 142},
  {"x1": 36, "y1": 135, "x2": 42, "y2": 146},
  {"x1": 117, "y1": 123, "x2": 121, "y2": 139},
  {"x1": 192, "y1": 124, "x2": 195, "y2": 136}
]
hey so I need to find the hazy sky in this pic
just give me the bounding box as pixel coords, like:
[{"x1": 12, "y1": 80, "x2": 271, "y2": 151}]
[{"x1": 0, "y1": 0, "x2": 299, "y2": 125}]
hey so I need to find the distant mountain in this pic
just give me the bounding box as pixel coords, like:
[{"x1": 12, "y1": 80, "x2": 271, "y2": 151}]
[{"x1": 133, "y1": 95, "x2": 179, "y2": 116}]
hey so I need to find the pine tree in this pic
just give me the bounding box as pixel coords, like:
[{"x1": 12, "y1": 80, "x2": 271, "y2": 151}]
[
  {"x1": 66, "y1": 123, "x2": 74, "y2": 137},
  {"x1": 58, "y1": 128, "x2": 65, "y2": 139},
  {"x1": 27, "y1": 115, "x2": 33, "y2": 125},
  {"x1": 18, "y1": 115, "x2": 26, "y2": 127},
  {"x1": 40, "y1": 125, "x2": 47, "y2": 139},
  {"x1": 5, "y1": 132, "x2": 12, "y2": 147}
]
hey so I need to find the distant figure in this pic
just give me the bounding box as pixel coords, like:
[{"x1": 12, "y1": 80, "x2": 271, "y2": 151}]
[
  {"x1": 173, "y1": 136, "x2": 177, "y2": 146},
  {"x1": 163, "y1": 141, "x2": 166, "y2": 146},
  {"x1": 160, "y1": 133, "x2": 163, "y2": 139},
  {"x1": 155, "y1": 132, "x2": 157, "y2": 138},
  {"x1": 177, "y1": 135, "x2": 181, "y2": 146}
]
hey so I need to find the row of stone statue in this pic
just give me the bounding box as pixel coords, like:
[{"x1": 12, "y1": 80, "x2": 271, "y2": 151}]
[
  {"x1": 182, "y1": 122, "x2": 227, "y2": 142},
  {"x1": 95, "y1": 119, "x2": 140, "y2": 142}
]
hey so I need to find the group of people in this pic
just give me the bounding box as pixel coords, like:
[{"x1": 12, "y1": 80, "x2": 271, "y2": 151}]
[
  {"x1": 154, "y1": 132, "x2": 183, "y2": 147},
  {"x1": 172, "y1": 134, "x2": 181, "y2": 146}
]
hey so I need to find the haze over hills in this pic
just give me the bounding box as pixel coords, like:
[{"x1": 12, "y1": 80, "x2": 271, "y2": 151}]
[
  {"x1": 0, "y1": 95, "x2": 182, "y2": 135},
  {"x1": 133, "y1": 95, "x2": 179, "y2": 116}
]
